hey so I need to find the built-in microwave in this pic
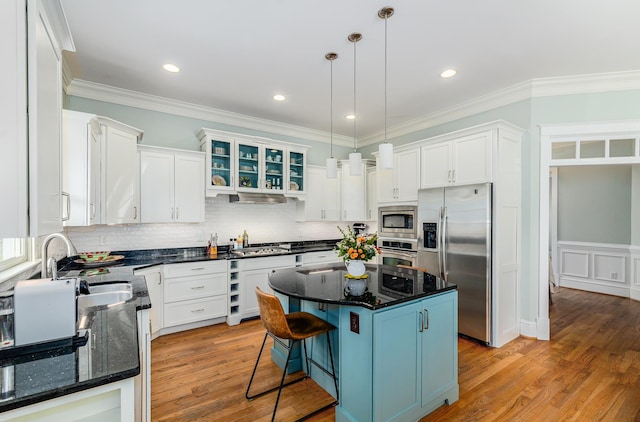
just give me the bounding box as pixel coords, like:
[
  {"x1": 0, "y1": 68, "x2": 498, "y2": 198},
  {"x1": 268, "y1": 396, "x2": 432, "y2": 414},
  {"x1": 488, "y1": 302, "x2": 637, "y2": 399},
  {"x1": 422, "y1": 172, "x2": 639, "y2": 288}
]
[{"x1": 378, "y1": 205, "x2": 417, "y2": 239}]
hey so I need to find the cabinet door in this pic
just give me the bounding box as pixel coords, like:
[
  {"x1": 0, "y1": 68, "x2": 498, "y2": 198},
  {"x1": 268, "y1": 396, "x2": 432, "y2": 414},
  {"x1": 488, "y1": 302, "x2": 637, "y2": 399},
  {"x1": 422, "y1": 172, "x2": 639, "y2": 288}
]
[
  {"x1": 208, "y1": 137, "x2": 234, "y2": 193},
  {"x1": 174, "y1": 153, "x2": 205, "y2": 222},
  {"x1": 103, "y1": 126, "x2": 140, "y2": 224},
  {"x1": 241, "y1": 269, "x2": 273, "y2": 318},
  {"x1": 395, "y1": 149, "x2": 420, "y2": 201},
  {"x1": 237, "y1": 142, "x2": 260, "y2": 191},
  {"x1": 421, "y1": 142, "x2": 452, "y2": 189},
  {"x1": 140, "y1": 151, "x2": 174, "y2": 223},
  {"x1": 421, "y1": 292, "x2": 458, "y2": 406},
  {"x1": 341, "y1": 163, "x2": 367, "y2": 221},
  {"x1": 452, "y1": 131, "x2": 492, "y2": 185},
  {"x1": 373, "y1": 302, "x2": 421, "y2": 421},
  {"x1": 376, "y1": 164, "x2": 395, "y2": 203},
  {"x1": 324, "y1": 171, "x2": 342, "y2": 221},
  {"x1": 366, "y1": 169, "x2": 377, "y2": 221},
  {"x1": 264, "y1": 146, "x2": 284, "y2": 191},
  {"x1": 302, "y1": 167, "x2": 324, "y2": 221},
  {"x1": 88, "y1": 123, "x2": 101, "y2": 225},
  {"x1": 288, "y1": 150, "x2": 305, "y2": 193},
  {"x1": 28, "y1": 3, "x2": 64, "y2": 236}
]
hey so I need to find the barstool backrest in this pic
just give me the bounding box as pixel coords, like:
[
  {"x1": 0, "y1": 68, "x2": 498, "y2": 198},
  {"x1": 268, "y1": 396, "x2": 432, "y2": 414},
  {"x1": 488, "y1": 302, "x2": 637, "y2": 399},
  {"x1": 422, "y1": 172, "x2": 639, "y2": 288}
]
[{"x1": 255, "y1": 287, "x2": 294, "y2": 339}]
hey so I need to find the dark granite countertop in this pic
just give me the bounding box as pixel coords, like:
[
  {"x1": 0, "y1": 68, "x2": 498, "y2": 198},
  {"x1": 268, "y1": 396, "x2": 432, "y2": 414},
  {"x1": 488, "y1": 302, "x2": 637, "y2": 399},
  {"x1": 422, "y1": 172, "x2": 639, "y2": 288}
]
[{"x1": 269, "y1": 263, "x2": 457, "y2": 310}]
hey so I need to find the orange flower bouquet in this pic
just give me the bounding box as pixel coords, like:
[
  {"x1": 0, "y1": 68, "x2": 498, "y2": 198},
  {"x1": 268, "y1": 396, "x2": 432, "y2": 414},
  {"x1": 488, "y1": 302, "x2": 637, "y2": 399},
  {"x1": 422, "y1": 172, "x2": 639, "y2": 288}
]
[{"x1": 335, "y1": 226, "x2": 380, "y2": 262}]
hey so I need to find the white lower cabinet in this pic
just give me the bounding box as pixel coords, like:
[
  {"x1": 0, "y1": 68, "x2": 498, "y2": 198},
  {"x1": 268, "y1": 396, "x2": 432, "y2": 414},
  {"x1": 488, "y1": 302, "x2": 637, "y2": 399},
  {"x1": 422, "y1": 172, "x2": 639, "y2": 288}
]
[
  {"x1": 162, "y1": 261, "x2": 228, "y2": 331},
  {"x1": 135, "y1": 308, "x2": 151, "y2": 422},
  {"x1": 134, "y1": 267, "x2": 164, "y2": 339},
  {"x1": 228, "y1": 255, "x2": 296, "y2": 325},
  {"x1": 302, "y1": 250, "x2": 340, "y2": 266}
]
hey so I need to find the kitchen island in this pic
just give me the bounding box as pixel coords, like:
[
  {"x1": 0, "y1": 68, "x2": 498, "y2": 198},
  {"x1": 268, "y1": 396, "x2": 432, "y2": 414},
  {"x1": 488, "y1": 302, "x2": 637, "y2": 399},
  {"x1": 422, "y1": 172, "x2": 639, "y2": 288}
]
[{"x1": 269, "y1": 263, "x2": 459, "y2": 422}]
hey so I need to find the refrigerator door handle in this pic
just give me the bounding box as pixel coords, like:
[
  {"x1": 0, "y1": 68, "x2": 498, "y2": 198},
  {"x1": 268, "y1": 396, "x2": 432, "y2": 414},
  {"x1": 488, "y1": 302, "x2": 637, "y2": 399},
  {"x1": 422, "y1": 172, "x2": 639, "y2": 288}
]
[
  {"x1": 436, "y1": 207, "x2": 443, "y2": 279},
  {"x1": 441, "y1": 206, "x2": 448, "y2": 281}
]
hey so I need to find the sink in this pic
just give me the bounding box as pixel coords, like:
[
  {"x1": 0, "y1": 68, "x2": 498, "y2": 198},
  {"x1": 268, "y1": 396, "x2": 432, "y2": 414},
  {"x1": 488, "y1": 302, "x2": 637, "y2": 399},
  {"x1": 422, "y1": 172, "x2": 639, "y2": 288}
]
[
  {"x1": 78, "y1": 283, "x2": 134, "y2": 308},
  {"x1": 88, "y1": 283, "x2": 132, "y2": 294}
]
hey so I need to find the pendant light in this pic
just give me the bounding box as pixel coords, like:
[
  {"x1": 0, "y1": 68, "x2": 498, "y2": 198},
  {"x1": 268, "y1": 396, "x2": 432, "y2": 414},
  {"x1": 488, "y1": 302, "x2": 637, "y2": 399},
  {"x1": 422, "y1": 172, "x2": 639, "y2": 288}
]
[
  {"x1": 325, "y1": 52, "x2": 338, "y2": 179},
  {"x1": 378, "y1": 6, "x2": 394, "y2": 169},
  {"x1": 348, "y1": 32, "x2": 362, "y2": 176}
]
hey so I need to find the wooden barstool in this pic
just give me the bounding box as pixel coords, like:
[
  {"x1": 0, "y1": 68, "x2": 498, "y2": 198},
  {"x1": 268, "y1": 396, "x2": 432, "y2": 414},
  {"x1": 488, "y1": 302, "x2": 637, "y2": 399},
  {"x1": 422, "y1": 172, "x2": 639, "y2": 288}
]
[{"x1": 245, "y1": 287, "x2": 338, "y2": 421}]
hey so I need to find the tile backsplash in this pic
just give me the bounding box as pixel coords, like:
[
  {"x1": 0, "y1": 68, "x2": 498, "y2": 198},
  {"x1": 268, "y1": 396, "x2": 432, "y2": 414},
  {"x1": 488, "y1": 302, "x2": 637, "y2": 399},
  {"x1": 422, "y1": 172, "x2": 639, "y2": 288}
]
[{"x1": 66, "y1": 196, "x2": 375, "y2": 252}]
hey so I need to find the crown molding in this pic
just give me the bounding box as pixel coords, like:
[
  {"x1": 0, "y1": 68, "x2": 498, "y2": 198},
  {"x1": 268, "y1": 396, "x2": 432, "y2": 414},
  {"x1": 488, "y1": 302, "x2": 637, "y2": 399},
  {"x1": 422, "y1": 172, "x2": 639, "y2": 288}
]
[
  {"x1": 65, "y1": 79, "x2": 354, "y2": 147},
  {"x1": 66, "y1": 70, "x2": 640, "y2": 148}
]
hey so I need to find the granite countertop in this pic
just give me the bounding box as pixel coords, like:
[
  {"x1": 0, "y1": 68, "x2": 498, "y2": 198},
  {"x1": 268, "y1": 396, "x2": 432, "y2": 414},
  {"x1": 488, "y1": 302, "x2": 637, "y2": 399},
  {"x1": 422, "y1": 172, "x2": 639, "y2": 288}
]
[
  {"x1": 0, "y1": 239, "x2": 341, "y2": 413},
  {"x1": 269, "y1": 263, "x2": 457, "y2": 310}
]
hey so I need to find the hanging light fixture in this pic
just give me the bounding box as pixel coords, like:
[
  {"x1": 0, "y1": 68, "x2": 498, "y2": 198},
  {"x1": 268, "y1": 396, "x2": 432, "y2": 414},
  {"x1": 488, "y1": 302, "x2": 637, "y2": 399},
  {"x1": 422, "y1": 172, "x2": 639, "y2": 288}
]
[
  {"x1": 348, "y1": 32, "x2": 363, "y2": 176},
  {"x1": 378, "y1": 6, "x2": 394, "y2": 169},
  {"x1": 325, "y1": 52, "x2": 338, "y2": 179}
]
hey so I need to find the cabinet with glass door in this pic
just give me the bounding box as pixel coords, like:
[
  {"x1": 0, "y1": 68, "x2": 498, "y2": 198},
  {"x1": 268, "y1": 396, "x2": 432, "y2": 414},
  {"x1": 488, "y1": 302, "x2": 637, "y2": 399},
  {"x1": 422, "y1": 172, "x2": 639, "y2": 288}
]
[
  {"x1": 236, "y1": 142, "x2": 261, "y2": 191},
  {"x1": 288, "y1": 149, "x2": 306, "y2": 195},
  {"x1": 263, "y1": 146, "x2": 285, "y2": 192},
  {"x1": 198, "y1": 129, "x2": 235, "y2": 196}
]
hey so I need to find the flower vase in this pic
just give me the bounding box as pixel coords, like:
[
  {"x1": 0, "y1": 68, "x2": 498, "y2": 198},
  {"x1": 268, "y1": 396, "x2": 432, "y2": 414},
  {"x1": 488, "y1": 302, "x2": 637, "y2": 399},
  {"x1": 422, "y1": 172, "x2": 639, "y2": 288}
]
[
  {"x1": 345, "y1": 278, "x2": 367, "y2": 296},
  {"x1": 345, "y1": 260, "x2": 366, "y2": 277}
]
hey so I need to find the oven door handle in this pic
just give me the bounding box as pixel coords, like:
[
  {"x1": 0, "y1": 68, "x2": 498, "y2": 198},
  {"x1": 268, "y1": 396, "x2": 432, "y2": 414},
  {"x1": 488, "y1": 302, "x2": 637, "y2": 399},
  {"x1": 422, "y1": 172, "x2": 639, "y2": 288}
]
[{"x1": 381, "y1": 250, "x2": 417, "y2": 259}]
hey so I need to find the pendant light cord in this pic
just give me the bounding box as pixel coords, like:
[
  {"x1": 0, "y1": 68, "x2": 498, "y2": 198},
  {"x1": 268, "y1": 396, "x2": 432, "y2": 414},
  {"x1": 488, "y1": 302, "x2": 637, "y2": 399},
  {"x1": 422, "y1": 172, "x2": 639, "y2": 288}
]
[
  {"x1": 384, "y1": 14, "x2": 388, "y2": 144},
  {"x1": 353, "y1": 37, "x2": 357, "y2": 153},
  {"x1": 330, "y1": 57, "x2": 334, "y2": 158}
]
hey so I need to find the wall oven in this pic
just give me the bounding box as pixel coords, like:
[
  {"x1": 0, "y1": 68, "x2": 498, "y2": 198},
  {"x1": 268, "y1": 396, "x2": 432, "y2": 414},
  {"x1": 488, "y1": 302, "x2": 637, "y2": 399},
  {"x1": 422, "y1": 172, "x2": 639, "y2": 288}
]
[
  {"x1": 378, "y1": 206, "x2": 417, "y2": 239},
  {"x1": 377, "y1": 238, "x2": 418, "y2": 268}
]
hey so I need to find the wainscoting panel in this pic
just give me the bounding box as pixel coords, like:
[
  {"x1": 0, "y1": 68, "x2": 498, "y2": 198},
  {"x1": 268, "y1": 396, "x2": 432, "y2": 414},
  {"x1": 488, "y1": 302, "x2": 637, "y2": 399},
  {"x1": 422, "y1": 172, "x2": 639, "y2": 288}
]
[
  {"x1": 631, "y1": 247, "x2": 640, "y2": 301},
  {"x1": 558, "y1": 241, "x2": 630, "y2": 298}
]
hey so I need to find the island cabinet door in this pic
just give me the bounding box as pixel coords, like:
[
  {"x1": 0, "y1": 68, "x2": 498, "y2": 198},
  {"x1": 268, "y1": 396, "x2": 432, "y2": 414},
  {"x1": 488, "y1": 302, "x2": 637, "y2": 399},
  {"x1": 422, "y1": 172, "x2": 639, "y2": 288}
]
[
  {"x1": 420, "y1": 291, "x2": 459, "y2": 408},
  {"x1": 372, "y1": 302, "x2": 422, "y2": 422}
]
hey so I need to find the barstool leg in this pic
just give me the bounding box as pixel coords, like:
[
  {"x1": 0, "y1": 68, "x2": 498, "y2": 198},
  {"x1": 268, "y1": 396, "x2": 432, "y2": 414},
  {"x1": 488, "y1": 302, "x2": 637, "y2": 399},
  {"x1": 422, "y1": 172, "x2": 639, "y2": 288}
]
[
  {"x1": 326, "y1": 332, "x2": 339, "y2": 401},
  {"x1": 245, "y1": 332, "x2": 269, "y2": 400},
  {"x1": 271, "y1": 339, "x2": 296, "y2": 422}
]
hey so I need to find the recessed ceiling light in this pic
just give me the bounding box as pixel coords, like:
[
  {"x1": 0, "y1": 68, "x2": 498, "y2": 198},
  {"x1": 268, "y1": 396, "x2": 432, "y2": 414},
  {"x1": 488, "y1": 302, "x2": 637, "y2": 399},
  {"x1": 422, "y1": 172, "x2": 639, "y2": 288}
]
[
  {"x1": 440, "y1": 69, "x2": 457, "y2": 78},
  {"x1": 273, "y1": 94, "x2": 286, "y2": 101},
  {"x1": 345, "y1": 114, "x2": 356, "y2": 120},
  {"x1": 163, "y1": 64, "x2": 180, "y2": 73}
]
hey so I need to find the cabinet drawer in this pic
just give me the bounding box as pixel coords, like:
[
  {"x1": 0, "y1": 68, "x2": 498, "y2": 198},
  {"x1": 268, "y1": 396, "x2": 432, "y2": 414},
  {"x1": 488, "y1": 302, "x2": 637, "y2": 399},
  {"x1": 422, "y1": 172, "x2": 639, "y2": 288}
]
[
  {"x1": 239, "y1": 255, "x2": 296, "y2": 271},
  {"x1": 164, "y1": 273, "x2": 227, "y2": 303},
  {"x1": 164, "y1": 296, "x2": 227, "y2": 327},
  {"x1": 303, "y1": 250, "x2": 339, "y2": 265},
  {"x1": 163, "y1": 260, "x2": 226, "y2": 278}
]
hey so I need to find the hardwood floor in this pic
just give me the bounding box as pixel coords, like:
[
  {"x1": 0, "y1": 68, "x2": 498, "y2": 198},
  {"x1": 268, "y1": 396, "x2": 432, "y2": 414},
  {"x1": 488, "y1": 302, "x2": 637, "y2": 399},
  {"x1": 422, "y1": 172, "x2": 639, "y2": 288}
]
[{"x1": 151, "y1": 288, "x2": 640, "y2": 421}]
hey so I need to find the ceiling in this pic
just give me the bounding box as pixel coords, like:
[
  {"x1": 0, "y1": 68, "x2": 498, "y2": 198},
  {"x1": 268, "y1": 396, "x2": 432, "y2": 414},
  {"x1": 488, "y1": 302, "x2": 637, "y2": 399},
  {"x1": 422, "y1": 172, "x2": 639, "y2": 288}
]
[{"x1": 61, "y1": 0, "x2": 640, "y2": 143}]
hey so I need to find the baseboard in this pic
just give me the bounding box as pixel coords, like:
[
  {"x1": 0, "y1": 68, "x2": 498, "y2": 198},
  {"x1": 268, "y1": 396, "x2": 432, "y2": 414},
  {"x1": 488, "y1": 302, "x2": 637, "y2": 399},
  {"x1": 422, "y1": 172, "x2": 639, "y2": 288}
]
[
  {"x1": 560, "y1": 277, "x2": 629, "y2": 298},
  {"x1": 519, "y1": 319, "x2": 538, "y2": 339}
]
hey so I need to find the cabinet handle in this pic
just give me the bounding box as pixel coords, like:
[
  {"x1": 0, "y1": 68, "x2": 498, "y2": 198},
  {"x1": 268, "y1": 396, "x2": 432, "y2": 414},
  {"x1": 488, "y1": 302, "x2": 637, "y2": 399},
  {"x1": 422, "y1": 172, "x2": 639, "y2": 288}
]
[
  {"x1": 170, "y1": 208, "x2": 174, "y2": 219},
  {"x1": 176, "y1": 207, "x2": 179, "y2": 220},
  {"x1": 452, "y1": 170, "x2": 456, "y2": 183},
  {"x1": 424, "y1": 309, "x2": 429, "y2": 330},
  {"x1": 62, "y1": 192, "x2": 70, "y2": 221},
  {"x1": 191, "y1": 309, "x2": 205, "y2": 313},
  {"x1": 448, "y1": 170, "x2": 451, "y2": 183},
  {"x1": 134, "y1": 206, "x2": 138, "y2": 220},
  {"x1": 190, "y1": 285, "x2": 205, "y2": 290},
  {"x1": 90, "y1": 202, "x2": 95, "y2": 220},
  {"x1": 191, "y1": 267, "x2": 206, "y2": 271},
  {"x1": 418, "y1": 311, "x2": 424, "y2": 332}
]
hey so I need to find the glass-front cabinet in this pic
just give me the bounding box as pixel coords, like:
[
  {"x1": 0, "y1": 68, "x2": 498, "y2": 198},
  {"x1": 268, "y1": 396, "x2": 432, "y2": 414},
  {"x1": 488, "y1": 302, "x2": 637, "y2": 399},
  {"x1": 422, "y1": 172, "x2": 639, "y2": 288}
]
[
  {"x1": 288, "y1": 149, "x2": 306, "y2": 195},
  {"x1": 236, "y1": 142, "x2": 260, "y2": 191},
  {"x1": 199, "y1": 128, "x2": 307, "y2": 196}
]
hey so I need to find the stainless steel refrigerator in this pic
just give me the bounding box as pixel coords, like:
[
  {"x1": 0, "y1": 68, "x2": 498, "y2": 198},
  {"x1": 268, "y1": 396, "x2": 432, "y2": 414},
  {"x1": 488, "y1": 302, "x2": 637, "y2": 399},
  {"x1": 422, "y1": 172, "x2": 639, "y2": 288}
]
[{"x1": 417, "y1": 183, "x2": 492, "y2": 345}]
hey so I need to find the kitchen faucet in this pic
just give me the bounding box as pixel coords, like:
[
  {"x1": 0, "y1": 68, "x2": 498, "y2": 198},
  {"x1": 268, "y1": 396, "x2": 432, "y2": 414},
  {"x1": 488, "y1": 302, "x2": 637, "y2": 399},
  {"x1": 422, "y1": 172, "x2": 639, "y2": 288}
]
[{"x1": 41, "y1": 232, "x2": 77, "y2": 279}]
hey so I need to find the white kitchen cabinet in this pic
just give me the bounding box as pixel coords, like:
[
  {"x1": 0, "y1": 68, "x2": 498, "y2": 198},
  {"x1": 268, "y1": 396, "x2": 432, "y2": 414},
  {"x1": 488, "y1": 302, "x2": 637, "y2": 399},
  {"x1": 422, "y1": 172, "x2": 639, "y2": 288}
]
[
  {"x1": 135, "y1": 308, "x2": 151, "y2": 422},
  {"x1": 98, "y1": 117, "x2": 143, "y2": 224},
  {"x1": 134, "y1": 267, "x2": 164, "y2": 339},
  {"x1": 62, "y1": 110, "x2": 102, "y2": 226},
  {"x1": 287, "y1": 148, "x2": 307, "y2": 196},
  {"x1": 163, "y1": 261, "x2": 228, "y2": 330},
  {"x1": 139, "y1": 146, "x2": 205, "y2": 223},
  {"x1": 0, "y1": 0, "x2": 74, "y2": 238},
  {"x1": 302, "y1": 250, "x2": 340, "y2": 266},
  {"x1": 376, "y1": 148, "x2": 420, "y2": 203},
  {"x1": 199, "y1": 129, "x2": 236, "y2": 196},
  {"x1": 296, "y1": 166, "x2": 341, "y2": 221},
  {"x1": 366, "y1": 167, "x2": 377, "y2": 221},
  {"x1": 340, "y1": 160, "x2": 373, "y2": 221},
  {"x1": 421, "y1": 130, "x2": 491, "y2": 188},
  {"x1": 233, "y1": 255, "x2": 296, "y2": 323}
]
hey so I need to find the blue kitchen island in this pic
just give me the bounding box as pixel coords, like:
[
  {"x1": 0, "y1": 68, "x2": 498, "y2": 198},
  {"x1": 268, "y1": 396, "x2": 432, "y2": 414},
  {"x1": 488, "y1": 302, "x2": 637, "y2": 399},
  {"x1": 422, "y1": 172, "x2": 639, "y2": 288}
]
[{"x1": 269, "y1": 263, "x2": 459, "y2": 422}]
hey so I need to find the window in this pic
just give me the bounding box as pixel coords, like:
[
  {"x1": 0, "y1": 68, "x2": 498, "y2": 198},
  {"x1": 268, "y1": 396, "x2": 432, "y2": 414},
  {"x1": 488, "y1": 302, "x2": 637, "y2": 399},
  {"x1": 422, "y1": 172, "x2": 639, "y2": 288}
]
[{"x1": 0, "y1": 238, "x2": 29, "y2": 272}]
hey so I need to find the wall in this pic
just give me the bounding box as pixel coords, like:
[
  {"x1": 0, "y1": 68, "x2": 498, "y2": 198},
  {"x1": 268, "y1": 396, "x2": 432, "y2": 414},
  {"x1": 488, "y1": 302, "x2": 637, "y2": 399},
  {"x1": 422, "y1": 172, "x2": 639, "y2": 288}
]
[
  {"x1": 633, "y1": 165, "x2": 640, "y2": 246},
  {"x1": 65, "y1": 196, "x2": 354, "y2": 252},
  {"x1": 557, "y1": 165, "x2": 632, "y2": 244},
  {"x1": 64, "y1": 96, "x2": 353, "y2": 165}
]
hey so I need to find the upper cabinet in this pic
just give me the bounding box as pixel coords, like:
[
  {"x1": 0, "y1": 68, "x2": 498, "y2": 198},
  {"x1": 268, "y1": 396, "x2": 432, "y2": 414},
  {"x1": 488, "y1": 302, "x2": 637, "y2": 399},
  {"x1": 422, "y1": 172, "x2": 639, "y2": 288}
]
[
  {"x1": 62, "y1": 110, "x2": 102, "y2": 226},
  {"x1": 198, "y1": 128, "x2": 307, "y2": 197},
  {"x1": 139, "y1": 146, "x2": 205, "y2": 223},
  {"x1": 340, "y1": 160, "x2": 374, "y2": 221},
  {"x1": 376, "y1": 148, "x2": 420, "y2": 203},
  {"x1": 98, "y1": 117, "x2": 143, "y2": 225},
  {"x1": 421, "y1": 131, "x2": 492, "y2": 188},
  {"x1": 296, "y1": 166, "x2": 341, "y2": 222},
  {"x1": 1, "y1": 0, "x2": 74, "y2": 237}
]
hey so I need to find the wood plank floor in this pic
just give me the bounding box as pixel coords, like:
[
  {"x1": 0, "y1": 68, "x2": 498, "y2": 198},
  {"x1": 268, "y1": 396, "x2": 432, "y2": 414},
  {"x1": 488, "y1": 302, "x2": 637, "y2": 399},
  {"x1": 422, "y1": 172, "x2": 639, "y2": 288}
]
[{"x1": 151, "y1": 287, "x2": 640, "y2": 421}]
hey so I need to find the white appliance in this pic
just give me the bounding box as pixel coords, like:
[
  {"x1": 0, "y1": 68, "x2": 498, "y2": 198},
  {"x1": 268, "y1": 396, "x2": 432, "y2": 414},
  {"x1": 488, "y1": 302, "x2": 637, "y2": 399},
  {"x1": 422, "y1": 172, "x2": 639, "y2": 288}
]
[{"x1": 14, "y1": 278, "x2": 77, "y2": 347}]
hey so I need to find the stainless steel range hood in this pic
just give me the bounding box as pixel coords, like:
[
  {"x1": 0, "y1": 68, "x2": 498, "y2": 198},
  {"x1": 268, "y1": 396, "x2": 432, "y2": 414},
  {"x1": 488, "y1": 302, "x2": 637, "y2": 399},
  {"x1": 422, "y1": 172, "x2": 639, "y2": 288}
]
[{"x1": 229, "y1": 192, "x2": 287, "y2": 204}]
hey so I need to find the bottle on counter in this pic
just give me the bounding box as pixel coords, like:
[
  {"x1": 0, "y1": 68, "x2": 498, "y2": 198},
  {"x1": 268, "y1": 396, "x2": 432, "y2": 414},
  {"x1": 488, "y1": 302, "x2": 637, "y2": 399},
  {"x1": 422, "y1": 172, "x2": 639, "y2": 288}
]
[
  {"x1": 237, "y1": 234, "x2": 243, "y2": 250},
  {"x1": 208, "y1": 233, "x2": 218, "y2": 257},
  {"x1": 242, "y1": 230, "x2": 249, "y2": 248}
]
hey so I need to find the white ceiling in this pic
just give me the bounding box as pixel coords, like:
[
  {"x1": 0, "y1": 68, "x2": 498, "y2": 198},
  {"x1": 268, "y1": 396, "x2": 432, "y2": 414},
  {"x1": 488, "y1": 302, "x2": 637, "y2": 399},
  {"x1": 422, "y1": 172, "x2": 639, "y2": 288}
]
[{"x1": 61, "y1": 0, "x2": 640, "y2": 142}]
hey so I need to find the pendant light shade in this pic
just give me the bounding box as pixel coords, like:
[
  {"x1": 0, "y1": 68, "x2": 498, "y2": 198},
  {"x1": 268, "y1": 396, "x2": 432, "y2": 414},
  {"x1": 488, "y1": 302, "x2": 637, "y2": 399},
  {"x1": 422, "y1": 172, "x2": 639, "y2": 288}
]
[
  {"x1": 378, "y1": 6, "x2": 394, "y2": 169},
  {"x1": 348, "y1": 32, "x2": 362, "y2": 176},
  {"x1": 326, "y1": 157, "x2": 338, "y2": 179},
  {"x1": 325, "y1": 52, "x2": 338, "y2": 179}
]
